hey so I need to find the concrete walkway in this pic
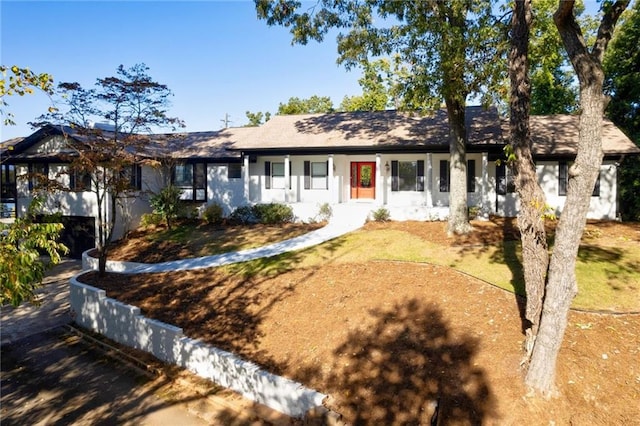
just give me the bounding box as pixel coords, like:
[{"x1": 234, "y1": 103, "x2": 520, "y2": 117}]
[
  {"x1": 88, "y1": 203, "x2": 372, "y2": 274},
  {"x1": 1, "y1": 260, "x2": 80, "y2": 346}
]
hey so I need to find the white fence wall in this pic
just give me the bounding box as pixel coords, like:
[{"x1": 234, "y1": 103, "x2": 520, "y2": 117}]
[{"x1": 69, "y1": 277, "x2": 326, "y2": 418}]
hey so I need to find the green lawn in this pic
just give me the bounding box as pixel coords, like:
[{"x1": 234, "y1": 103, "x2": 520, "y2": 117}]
[{"x1": 278, "y1": 226, "x2": 640, "y2": 312}]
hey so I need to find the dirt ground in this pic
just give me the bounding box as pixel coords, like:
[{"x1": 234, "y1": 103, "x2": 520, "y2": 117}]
[{"x1": 80, "y1": 220, "x2": 640, "y2": 425}]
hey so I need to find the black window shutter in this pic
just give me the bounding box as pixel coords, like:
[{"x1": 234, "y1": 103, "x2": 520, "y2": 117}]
[
  {"x1": 304, "y1": 161, "x2": 310, "y2": 189},
  {"x1": 391, "y1": 160, "x2": 399, "y2": 191},
  {"x1": 137, "y1": 165, "x2": 142, "y2": 190},
  {"x1": 592, "y1": 171, "x2": 600, "y2": 196},
  {"x1": 496, "y1": 162, "x2": 506, "y2": 195},
  {"x1": 417, "y1": 160, "x2": 425, "y2": 191},
  {"x1": 265, "y1": 161, "x2": 271, "y2": 189},
  {"x1": 439, "y1": 160, "x2": 449, "y2": 192},
  {"x1": 559, "y1": 162, "x2": 567, "y2": 196},
  {"x1": 70, "y1": 170, "x2": 76, "y2": 191},
  {"x1": 467, "y1": 159, "x2": 476, "y2": 193}
]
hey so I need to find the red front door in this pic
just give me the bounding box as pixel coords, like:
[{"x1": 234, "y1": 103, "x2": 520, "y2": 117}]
[{"x1": 350, "y1": 162, "x2": 376, "y2": 199}]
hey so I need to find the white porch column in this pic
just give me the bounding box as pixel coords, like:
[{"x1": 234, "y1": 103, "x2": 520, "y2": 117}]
[
  {"x1": 327, "y1": 154, "x2": 335, "y2": 203},
  {"x1": 243, "y1": 154, "x2": 250, "y2": 203},
  {"x1": 375, "y1": 153, "x2": 383, "y2": 205},
  {"x1": 426, "y1": 153, "x2": 433, "y2": 208},
  {"x1": 481, "y1": 152, "x2": 490, "y2": 218},
  {"x1": 284, "y1": 155, "x2": 291, "y2": 203}
]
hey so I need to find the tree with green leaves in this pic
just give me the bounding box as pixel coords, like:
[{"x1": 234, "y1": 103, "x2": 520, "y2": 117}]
[
  {"x1": 245, "y1": 110, "x2": 271, "y2": 126},
  {"x1": 0, "y1": 197, "x2": 68, "y2": 306},
  {"x1": 528, "y1": 0, "x2": 580, "y2": 114},
  {"x1": 604, "y1": 1, "x2": 639, "y2": 221},
  {"x1": 1, "y1": 65, "x2": 55, "y2": 126},
  {"x1": 1, "y1": 65, "x2": 67, "y2": 307},
  {"x1": 256, "y1": 0, "x2": 505, "y2": 235},
  {"x1": 521, "y1": 0, "x2": 631, "y2": 395},
  {"x1": 277, "y1": 95, "x2": 334, "y2": 115},
  {"x1": 339, "y1": 58, "x2": 403, "y2": 112},
  {"x1": 36, "y1": 64, "x2": 183, "y2": 275}
]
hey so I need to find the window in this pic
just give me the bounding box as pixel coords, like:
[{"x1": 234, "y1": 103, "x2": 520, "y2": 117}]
[
  {"x1": 228, "y1": 163, "x2": 242, "y2": 179},
  {"x1": 558, "y1": 162, "x2": 568, "y2": 196},
  {"x1": 439, "y1": 160, "x2": 450, "y2": 192},
  {"x1": 496, "y1": 162, "x2": 515, "y2": 195},
  {"x1": 265, "y1": 161, "x2": 289, "y2": 189},
  {"x1": 70, "y1": 169, "x2": 91, "y2": 192},
  {"x1": 304, "y1": 161, "x2": 328, "y2": 189},
  {"x1": 467, "y1": 159, "x2": 476, "y2": 193},
  {"x1": 173, "y1": 163, "x2": 206, "y2": 201},
  {"x1": 121, "y1": 164, "x2": 142, "y2": 191},
  {"x1": 29, "y1": 163, "x2": 49, "y2": 191},
  {"x1": 559, "y1": 161, "x2": 600, "y2": 196},
  {"x1": 1, "y1": 164, "x2": 16, "y2": 200},
  {"x1": 391, "y1": 160, "x2": 424, "y2": 191}
]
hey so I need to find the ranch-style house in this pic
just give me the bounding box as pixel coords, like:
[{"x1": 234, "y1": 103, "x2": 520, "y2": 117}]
[{"x1": 1, "y1": 106, "x2": 638, "y2": 257}]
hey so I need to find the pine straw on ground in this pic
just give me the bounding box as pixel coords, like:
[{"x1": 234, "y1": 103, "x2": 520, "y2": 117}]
[{"x1": 80, "y1": 221, "x2": 640, "y2": 425}]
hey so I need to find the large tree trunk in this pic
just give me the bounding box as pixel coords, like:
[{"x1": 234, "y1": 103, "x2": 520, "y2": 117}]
[
  {"x1": 445, "y1": 97, "x2": 472, "y2": 235},
  {"x1": 525, "y1": 0, "x2": 628, "y2": 395},
  {"x1": 509, "y1": 0, "x2": 549, "y2": 366}
]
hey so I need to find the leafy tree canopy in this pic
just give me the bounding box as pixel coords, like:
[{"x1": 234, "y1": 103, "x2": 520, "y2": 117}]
[
  {"x1": 604, "y1": 1, "x2": 640, "y2": 221},
  {"x1": 1, "y1": 65, "x2": 55, "y2": 126},
  {"x1": 245, "y1": 110, "x2": 271, "y2": 126},
  {"x1": 277, "y1": 95, "x2": 334, "y2": 114},
  {"x1": 35, "y1": 63, "x2": 183, "y2": 275},
  {"x1": 340, "y1": 57, "x2": 404, "y2": 112},
  {"x1": 0, "y1": 197, "x2": 68, "y2": 307}
]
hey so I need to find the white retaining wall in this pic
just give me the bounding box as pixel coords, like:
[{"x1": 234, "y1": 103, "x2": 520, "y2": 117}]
[{"x1": 69, "y1": 277, "x2": 326, "y2": 418}]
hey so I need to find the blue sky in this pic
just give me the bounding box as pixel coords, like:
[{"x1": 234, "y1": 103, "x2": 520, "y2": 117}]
[
  {"x1": 1, "y1": 1, "x2": 363, "y2": 140},
  {"x1": 2, "y1": 1, "x2": 606, "y2": 141}
]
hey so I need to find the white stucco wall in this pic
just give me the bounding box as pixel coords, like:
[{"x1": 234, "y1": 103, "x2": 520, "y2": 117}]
[
  {"x1": 206, "y1": 163, "x2": 245, "y2": 214},
  {"x1": 538, "y1": 160, "x2": 618, "y2": 220}
]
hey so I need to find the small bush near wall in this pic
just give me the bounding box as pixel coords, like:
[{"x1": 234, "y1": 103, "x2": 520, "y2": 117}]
[
  {"x1": 229, "y1": 206, "x2": 258, "y2": 225},
  {"x1": 371, "y1": 207, "x2": 391, "y2": 222},
  {"x1": 315, "y1": 203, "x2": 333, "y2": 223},
  {"x1": 202, "y1": 203, "x2": 225, "y2": 224},
  {"x1": 253, "y1": 203, "x2": 295, "y2": 224},
  {"x1": 229, "y1": 204, "x2": 295, "y2": 225},
  {"x1": 140, "y1": 213, "x2": 164, "y2": 227},
  {"x1": 468, "y1": 206, "x2": 480, "y2": 220}
]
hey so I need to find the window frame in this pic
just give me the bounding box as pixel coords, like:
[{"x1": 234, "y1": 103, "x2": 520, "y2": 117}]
[
  {"x1": 391, "y1": 160, "x2": 424, "y2": 192},
  {"x1": 29, "y1": 163, "x2": 49, "y2": 191},
  {"x1": 69, "y1": 168, "x2": 92, "y2": 192},
  {"x1": 496, "y1": 162, "x2": 515, "y2": 195},
  {"x1": 304, "y1": 160, "x2": 328, "y2": 190},
  {"x1": 439, "y1": 160, "x2": 450, "y2": 193},
  {"x1": 559, "y1": 161, "x2": 600, "y2": 197},
  {"x1": 264, "y1": 161, "x2": 290, "y2": 190},
  {"x1": 121, "y1": 164, "x2": 142, "y2": 191},
  {"x1": 228, "y1": 163, "x2": 242, "y2": 180},
  {"x1": 172, "y1": 162, "x2": 207, "y2": 202}
]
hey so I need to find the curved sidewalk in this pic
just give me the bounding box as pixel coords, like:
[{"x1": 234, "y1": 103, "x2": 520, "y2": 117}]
[{"x1": 84, "y1": 205, "x2": 371, "y2": 274}]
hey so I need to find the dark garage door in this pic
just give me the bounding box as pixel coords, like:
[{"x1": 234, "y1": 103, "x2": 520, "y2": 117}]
[{"x1": 58, "y1": 216, "x2": 96, "y2": 259}]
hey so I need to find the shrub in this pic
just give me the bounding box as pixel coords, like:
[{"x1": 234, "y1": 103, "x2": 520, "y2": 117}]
[
  {"x1": 468, "y1": 206, "x2": 480, "y2": 220},
  {"x1": 229, "y1": 203, "x2": 295, "y2": 225},
  {"x1": 371, "y1": 207, "x2": 391, "y2": 222},
  {"x1": 202, "y1": 203, "x2": 225, "y2": 224},
  {"x1": 229, "y1": 205, "x2": 258, "y2": 225},
  {"x1": 316, "y1": 202, "x2": 333, "y2": 222},
  {"x1": 140, "y1": 212, "x2": 164, "y2": 227},
  {"x1": 149, "y1": 185, "x2": 183, "y2": 229},
  {"x1": 253, "y1": 203, "x2": 295, "y2": 224}
]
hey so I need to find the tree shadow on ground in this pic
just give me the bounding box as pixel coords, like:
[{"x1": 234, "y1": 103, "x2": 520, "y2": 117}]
[
  {"x1": 299, "y1": 299, "x2": 496, "y2": 425},
  {"x1": 0, "y1": 328, "x2": 219, "y2": 426}
]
